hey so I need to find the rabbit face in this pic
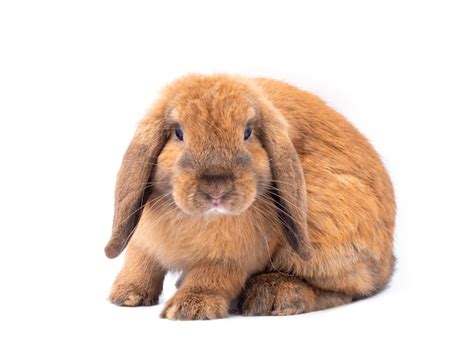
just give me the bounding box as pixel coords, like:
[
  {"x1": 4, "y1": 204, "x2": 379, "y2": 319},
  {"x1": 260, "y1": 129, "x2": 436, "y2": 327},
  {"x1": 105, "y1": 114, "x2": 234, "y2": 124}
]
[{"x1": 154, "y1": 93, "x2": 271, "y2": 216}]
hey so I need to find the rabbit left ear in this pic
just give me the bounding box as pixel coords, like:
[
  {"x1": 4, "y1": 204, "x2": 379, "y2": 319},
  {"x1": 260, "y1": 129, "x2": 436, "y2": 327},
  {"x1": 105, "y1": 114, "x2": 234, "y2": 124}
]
[
  {"x1": 104, "y1": 117, "x2": 168, "y2": 259},
  {"x1": 258, "y1": 101, "x2": 314, "y2": 261}
]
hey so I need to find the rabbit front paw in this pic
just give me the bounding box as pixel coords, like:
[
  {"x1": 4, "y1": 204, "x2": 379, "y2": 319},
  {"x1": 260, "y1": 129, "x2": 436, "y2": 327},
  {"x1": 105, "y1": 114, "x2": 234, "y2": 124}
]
[
  {"x1": 109, "y1": 283, "x2": 159, "y2": 307},
  {"x1": 161, "y1": 289, "x2": 228, "y2": 320}
]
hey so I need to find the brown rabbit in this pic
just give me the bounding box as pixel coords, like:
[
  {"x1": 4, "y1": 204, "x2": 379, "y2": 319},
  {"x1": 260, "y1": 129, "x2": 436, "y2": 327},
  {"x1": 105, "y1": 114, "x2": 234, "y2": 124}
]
[{"x1": 105, "y1": 74, "x2": 395, "y2": 320}]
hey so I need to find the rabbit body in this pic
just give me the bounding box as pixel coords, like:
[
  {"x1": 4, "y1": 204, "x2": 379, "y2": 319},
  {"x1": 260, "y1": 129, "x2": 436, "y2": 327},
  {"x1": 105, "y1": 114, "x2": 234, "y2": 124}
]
[{"x1": 107, "y1": 75, "x2": 395, "y2": 319}]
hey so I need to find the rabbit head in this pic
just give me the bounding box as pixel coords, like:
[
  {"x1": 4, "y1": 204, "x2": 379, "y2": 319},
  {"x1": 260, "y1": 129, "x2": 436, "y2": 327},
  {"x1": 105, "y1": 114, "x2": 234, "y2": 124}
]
[{"x1": 104, "y1": 75, "x2": 312, "y2": 260}]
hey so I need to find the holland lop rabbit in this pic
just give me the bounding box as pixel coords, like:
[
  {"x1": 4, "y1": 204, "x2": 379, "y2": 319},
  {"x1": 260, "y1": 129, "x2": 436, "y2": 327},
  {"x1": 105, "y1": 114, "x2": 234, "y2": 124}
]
[{"x1": 105, "y1": 75, "x2": 395, "y2": 320}]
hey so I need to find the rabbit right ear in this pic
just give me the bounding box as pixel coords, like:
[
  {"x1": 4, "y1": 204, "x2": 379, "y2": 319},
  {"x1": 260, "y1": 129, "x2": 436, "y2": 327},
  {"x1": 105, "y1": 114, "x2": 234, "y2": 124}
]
[
  {"x1": 104, "y1": 114, "x2": 169, "y2": 259},
  {"x1": 256, "y1": 97, "x2": 314, "y2": 261}
]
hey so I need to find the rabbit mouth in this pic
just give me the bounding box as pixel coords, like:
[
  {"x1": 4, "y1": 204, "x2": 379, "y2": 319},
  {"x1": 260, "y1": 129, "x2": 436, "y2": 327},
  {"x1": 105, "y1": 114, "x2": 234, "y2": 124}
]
[
  {"x1": 172, "y1": 187, "x2": 256, "y2": 216},
  {"x1": 206, "y1": 206, "x2": 230, "y2": 215}
]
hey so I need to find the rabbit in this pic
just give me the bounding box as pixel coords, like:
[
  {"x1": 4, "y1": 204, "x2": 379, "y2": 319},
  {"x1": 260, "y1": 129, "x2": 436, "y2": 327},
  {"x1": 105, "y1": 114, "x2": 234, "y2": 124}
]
[{"x1": 105, "y1": 74, "x2": 396, "y2": 320}]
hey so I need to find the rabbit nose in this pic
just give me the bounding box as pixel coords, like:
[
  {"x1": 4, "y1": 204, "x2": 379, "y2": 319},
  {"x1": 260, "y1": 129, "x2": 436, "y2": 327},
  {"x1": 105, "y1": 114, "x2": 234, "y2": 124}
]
[
  {"x1": 199, "y1": 173, "x2": 233, "y2": 204},
  {"x1": 201, "y1": 190, "x2": 227, "y2": 206},
  {"x1": 211, "y1": 196, "x2": 223, "y2": 206}
]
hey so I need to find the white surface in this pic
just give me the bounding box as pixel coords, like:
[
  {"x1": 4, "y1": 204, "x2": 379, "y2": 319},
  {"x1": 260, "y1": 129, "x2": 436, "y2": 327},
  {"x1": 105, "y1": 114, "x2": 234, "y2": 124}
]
[{"x1": 1, "y1": 1, "x2": 473, "y2": 354}]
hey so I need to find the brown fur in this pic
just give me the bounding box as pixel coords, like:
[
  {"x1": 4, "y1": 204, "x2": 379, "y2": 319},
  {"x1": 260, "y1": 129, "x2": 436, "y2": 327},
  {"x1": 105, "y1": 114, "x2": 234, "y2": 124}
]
[{"x1": 106, "y1": 74, "x2": 396, "y2": 320}]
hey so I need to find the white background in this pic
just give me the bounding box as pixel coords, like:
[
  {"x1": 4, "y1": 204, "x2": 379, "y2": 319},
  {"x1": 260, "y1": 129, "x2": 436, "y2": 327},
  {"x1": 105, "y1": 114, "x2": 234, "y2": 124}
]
[{"x1": 1, "y1": 1, "x2": 473, "y2": 354}]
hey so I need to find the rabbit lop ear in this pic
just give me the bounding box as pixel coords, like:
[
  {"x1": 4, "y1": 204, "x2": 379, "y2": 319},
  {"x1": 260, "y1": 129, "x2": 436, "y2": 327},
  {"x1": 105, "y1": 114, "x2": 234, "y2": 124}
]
[
  {"x1": 104, "y1": 114, "x2": 168, "y2": 259},
  {"x1": 258, "y1": 101, "x2": 314, "y2": 261}
]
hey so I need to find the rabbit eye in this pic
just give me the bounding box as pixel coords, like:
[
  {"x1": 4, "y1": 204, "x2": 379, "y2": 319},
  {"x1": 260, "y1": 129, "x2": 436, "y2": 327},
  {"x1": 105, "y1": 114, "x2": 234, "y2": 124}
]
[
  {"x1": 175, "y1": 125, "x2": 184, "y2": 141},
  {"x1": 244, "y1": 126, "x2": 252, "y2": 140}
]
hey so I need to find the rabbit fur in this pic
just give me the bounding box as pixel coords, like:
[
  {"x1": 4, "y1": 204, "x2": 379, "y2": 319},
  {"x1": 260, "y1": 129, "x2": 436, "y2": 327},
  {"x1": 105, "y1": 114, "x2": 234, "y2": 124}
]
[{"x1": 106, "y1": 74, "x2": 396, "y2": 320}]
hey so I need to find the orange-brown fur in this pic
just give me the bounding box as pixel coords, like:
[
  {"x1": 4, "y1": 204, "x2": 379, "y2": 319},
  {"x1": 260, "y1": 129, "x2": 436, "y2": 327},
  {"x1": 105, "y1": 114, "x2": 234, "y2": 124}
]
[{"x1": 106, "y1": 74, "x2": 395, "y2": 320}]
